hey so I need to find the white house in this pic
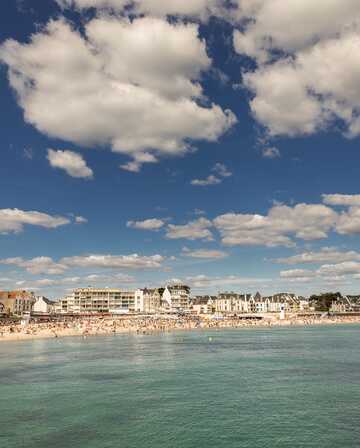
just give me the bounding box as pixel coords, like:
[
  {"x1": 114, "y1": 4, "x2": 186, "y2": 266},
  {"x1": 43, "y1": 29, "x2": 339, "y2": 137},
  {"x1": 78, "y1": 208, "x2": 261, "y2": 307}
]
[
  {"x1": 191, "y1": 296, "x2": 216, "y2": 314},
  {"x1": 32, "y1": 296, "x2": 55, "y2": 314}
]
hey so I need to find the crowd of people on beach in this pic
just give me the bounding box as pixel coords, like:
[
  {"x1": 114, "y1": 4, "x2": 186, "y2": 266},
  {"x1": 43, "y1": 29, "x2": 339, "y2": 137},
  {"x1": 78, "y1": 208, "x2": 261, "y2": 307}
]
[{"x1": 1, "y1": 313, "x2": 360, "y2": 341}]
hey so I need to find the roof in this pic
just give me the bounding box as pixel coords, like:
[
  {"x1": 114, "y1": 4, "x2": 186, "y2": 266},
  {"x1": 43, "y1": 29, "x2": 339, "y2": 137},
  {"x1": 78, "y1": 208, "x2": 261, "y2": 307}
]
[{"x1": 39, "y1": 296, "x2": 55, "y2": 305}]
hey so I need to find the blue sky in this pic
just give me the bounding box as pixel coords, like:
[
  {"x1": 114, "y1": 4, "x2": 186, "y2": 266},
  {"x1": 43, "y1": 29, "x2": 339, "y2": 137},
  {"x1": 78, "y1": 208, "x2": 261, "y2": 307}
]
[{"x1": 2, "y1": 0, "x2": 360, "y2": 298}]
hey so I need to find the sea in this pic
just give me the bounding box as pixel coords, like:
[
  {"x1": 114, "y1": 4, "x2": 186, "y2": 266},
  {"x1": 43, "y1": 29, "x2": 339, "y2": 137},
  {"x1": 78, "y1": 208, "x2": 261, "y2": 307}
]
[{"x1": 1, "y1": 324, "x2": 360, "y2": 448}]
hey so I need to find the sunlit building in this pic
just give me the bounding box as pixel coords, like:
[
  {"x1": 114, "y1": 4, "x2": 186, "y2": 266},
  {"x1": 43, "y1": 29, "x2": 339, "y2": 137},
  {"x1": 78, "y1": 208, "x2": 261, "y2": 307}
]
[
  {"x1": 55, "y1": 288, "x2": 136, "y2": 314},
  {"x1": 0, "y1": 290, "x2": 36, "y2": 316}
]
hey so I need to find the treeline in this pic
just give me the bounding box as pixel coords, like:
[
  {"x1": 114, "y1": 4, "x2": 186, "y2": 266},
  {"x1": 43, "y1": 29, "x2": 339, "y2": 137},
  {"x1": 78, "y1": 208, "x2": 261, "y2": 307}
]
[{"x1": 309, "y1": 292, "x2": 342, "y2": 311}]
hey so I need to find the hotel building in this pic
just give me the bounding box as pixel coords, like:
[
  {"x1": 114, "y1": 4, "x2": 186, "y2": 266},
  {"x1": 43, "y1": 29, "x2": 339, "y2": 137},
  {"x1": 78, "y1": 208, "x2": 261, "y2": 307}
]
[{"x1": 55, "y1": 288, "x2": 135, "y2": 314}]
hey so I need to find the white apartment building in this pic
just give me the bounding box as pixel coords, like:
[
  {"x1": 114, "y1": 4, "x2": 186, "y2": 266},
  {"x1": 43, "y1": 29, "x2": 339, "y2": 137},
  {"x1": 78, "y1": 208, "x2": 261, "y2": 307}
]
[
  {"x1": 135, "y1": 288, "x2": 161, "y2": 313},
  {"x1": 55, "y1": 288, "x2": 135, "y2": 314},
  {"x1": 161, "y1": 284, "x2": 191, "y2": 313}
]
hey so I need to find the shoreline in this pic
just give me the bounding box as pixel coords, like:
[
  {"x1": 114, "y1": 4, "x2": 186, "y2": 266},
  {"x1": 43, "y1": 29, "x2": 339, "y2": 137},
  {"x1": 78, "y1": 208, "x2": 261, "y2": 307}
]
[{"x1": 1, "y1": 315, "x2": 360, "y2": 343}]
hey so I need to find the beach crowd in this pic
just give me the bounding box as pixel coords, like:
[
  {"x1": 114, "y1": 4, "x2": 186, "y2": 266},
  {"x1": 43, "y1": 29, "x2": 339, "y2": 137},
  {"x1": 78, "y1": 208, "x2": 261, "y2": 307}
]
[{"x1": 1, "y1": 313, "x2": 360, "y2": 342}]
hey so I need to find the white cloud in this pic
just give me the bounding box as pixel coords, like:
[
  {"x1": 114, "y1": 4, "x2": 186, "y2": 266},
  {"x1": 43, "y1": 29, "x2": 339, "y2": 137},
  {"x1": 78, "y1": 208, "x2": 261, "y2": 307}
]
[
  {"x1": 120, "y1": 153, "x2": 157, "y2": 173},
  {"x1": 0, "y1": 257, "x2": 67, "y2": 275},
  {"x1": 336, "y1": 206, "x2": 360, "y2": 235},
  {"x1": 321, "y1": 195, "x2": 360, "y2": 235},
  {"x1": 317, "y1": 261, "x2": 360, "y2": 277},
  {"x1": 186, "y1": 274, "x2": 268, "y2": 289},
  {"x1": 279, "y1": 258, "x2": 360, "y2": 284},
  {"x1": 322, "y1": 194, "x2": 360, "y2": 207},
  {"x1": 235, "y1": 2, "x2": 360, "y2": 138},
  {"x1": 276, "y1": 248, "x2": 360, "y2": 265},
  {"x1": 243, "y1": 58, "x2": 327, "y2": 137},
  {"x1": 234, "y1": 1, "x2": 360, "y2": 60},
  {"x1": 20, "y1": 272, "x2": 136, "y2": 289},
  {"x1": 60, "y1": 253, "x2": 164, "y2": 269},
  {"x1": 0, "y1": 18, "x2": 236, "y2": 170},
  {"x1": 262, "y1": 146, "x2": 280, "y2": 159},
  {"x1": 166, "y1": 217, "x2": 213, "y2": 241},
  {"x1": 213, "y1": 203, "x2": 337, "y2": 247},
  {"x1": 191, "y1": 162, "x2": 232, "y2": 186},
  {"x1": 182, "y1": 247, "x2": 229, "y2": 259},
  {"x1": 127, "y1": 218, "x2": 165, "y2": 230},
  {"x1": 47, "y1": 149, "x2": 93, "y2": 179},
  {"x1": 0, "y1": 208, "x2": 71, "y2": 234},
  {"x1": 191, "y1": 175, "x2": 222, "y2": 186},
  {"x1": 280, "y1": 269, "x2": 316, "y2": 280},
  {"x1": 1, "y1": 254, "x2": 165, "y2": 277}
]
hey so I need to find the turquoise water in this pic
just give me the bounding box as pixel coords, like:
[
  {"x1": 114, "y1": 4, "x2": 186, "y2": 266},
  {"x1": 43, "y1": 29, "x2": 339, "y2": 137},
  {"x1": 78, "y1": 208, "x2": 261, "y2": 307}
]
[{"x1": 1, "y1": 325, "x2": 360, "y2": 448}]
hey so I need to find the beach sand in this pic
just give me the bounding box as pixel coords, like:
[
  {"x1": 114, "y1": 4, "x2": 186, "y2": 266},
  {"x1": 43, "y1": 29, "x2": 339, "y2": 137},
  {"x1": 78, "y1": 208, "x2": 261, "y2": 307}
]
[{"x1": 1, "y1": 314, "x2": 360, "y2": 343}]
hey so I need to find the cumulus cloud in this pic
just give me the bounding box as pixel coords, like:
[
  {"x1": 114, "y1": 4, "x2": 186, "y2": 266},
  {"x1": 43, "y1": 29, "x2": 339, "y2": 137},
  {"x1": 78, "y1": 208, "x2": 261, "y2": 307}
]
[
  {"x1": 0, "y1": 208, "x2": 71, "y2": 234},
  {"x1": 213, "y1": 203, "x2": 338, "y2": 247},
  {"x1": 234, "y1": 1, "x2": 360, "y2": 61},
  {"x1": 47, "y1": 149, "x2": 93, "y2": 178},
  {"x1": 336, "y1": 206, "x2": 360, "y2": 235},
  {"x1": 191, "y1": 175, "x2": 222, "y2": 187},
  {"x1": 322, "y1": 194, "x2": 360, "y2": 207},
  {"x1": 120, "y1": 153, "x2": 157, "y2": 173},
  {"x1": 320, "y1": 195, "x2": 360, "y2": 235},
  {"x1": 191, "y1": 162, "x2": 232, "y2": 186},
  {"x1": 317, "y1": 261, "x2": 360, "y2": 277},
  {"x1": 279, "y1": 257, "x2": 360, "y2": 284},
  {"x1": 166, "y1": 217, "x2": 213, "y2": 241},
  {"x1": 186, "y1": 274, "x2": 268, "y2": 289},
  {"x1": 0, "y1": 253, "x2": 165, "y2": 275},
  {"x1": 182, "y1": 247, "x2": 229, "y2": 259},
  {"x1": 0, "y1": 256, "x2": 67, "y2": 275},
  {"x1": 127, "y1": 218, "x2": 165, "y2": 230},
  {"x1": 0, "y1": 17, "x2": 236, "y2": 170},
  {"x1": 280, "y1": 269, "x2": 316, "y2": 281},
  {"x1": 60, "y1": 253, "x2": 164, "y2": 269},
  {"x1": 234, "y1": 1, "x2": 360, "y2": 138},
  {"x1": 276, "y1": 248, "x2": 360, "y2": 265}
]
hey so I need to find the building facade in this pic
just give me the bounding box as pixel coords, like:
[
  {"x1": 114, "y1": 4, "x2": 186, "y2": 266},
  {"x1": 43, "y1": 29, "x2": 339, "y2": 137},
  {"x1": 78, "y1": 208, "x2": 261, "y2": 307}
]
[
  {"x1": 215, "y1": 293, "x2": 255, "y2": 314},
  {"x1": 135, "y1": 288, "x2": 161, "y2": 313},
  {"x1": 331, "y1": 296, "x2": 360, "y2": 313},
  {"x1": 55, "y1": 288, "x2": 136, "y2": 314},
  {"x1": 191, "y1": 296, "x2": 216, "y2": 314},
  {"x1": 0, "y1": 290, "x2": 36, "y2": 316},
  {"x1": 161, "y1": 284, "x2": 191, "y2": 313},
  {"x1": 32, "y1": 296, "x2": 55, "y2": 314},
  {"x1": 213, "y1": 292, "x2": 306, "y2": 315}
]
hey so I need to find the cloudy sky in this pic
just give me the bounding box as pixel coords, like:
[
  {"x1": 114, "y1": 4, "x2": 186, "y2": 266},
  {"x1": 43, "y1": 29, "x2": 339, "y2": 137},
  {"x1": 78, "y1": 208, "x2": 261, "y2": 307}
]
[{"x1": 2, "y1": 0, "x2": 360, "y2": 298}]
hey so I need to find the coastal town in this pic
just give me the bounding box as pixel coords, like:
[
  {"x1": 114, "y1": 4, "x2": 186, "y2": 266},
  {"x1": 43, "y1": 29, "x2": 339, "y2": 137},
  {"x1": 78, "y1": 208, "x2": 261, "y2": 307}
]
[{"x1": 1, "y1": 285, "x2": 360, "y2": 342}]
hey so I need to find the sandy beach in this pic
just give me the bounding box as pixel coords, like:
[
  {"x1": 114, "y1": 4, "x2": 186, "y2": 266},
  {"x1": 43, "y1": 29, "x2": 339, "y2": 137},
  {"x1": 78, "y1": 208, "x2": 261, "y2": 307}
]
[{"x1": 1, "y1": 314, "x2": 360, "y2": 343}]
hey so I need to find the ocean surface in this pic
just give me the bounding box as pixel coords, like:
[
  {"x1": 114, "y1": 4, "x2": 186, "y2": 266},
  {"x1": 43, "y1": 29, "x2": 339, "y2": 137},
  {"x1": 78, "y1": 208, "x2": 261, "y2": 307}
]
[{"x1": 1, "y1": 325, "x2": 360, "y2": 448}]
